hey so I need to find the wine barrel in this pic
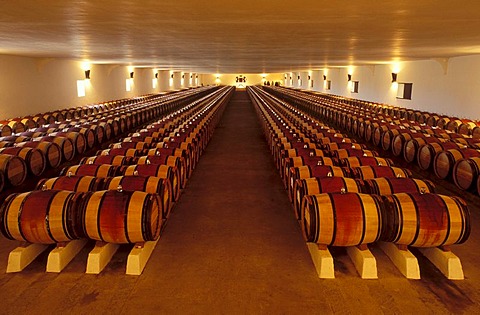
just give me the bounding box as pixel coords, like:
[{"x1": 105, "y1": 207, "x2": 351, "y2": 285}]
[
  {"x1": 0, "y1": 123, "x2": 12, "y2": 136},
  {"x1": 16, "y1": 141, "x2": 62, "y2": 168},
  {"x1": 417, "y1": 141, "x2": 463, "y2": 171},
  {"x1": 0, "y1": 147, "x2": 46, "y2": 176},
  {"x1": 6, "y1": 120, "x2": 26, "y2": 134},
  {"x1": 321, "y1": 142, "x2": 366, "y2": 152},
  {"x1": 403, "y1": 135, "x2": 441, "y2": 163},
  {"x1": 381, "y1": 193, "x2": 470, "y2": 247},
  {"x1": 391, "y1": 132, "x2": 423, "y2": 157},
  {"x1": 301, "y1": 193, "x2": 383, "y2": 246},
  {"x1": 111, "y1": 141, "x2": 150, "y2": 151},
  {"x1": 457, "y1": 121, "x2": 478, "y2": 136},
  {"x1": 78, "y1": 190, "x2": 162, "y2": 243},
  {"x1": 119, "y1": 164, "x2": 180, "y2": 201},
  {"x1": 50, "y1": 131, "x2": 87, "y2": 155},
  {"x1": 363, "y1": 178, "x2": 435, "y2": 195},
  {"x1": 60, "y1": 164, "x2": 118, "y2": 178},
  {"x1": 350, "y1": 166, "x2": 412, "y2": 179},
  {"x1": 293, "y1": 177, "x2": 364, "y2": 220},
  {"x1": 80, "y1": 155, "x2": 133, "y2": 166},
  {"x1": 0, "y1": 154, "x2": 27, "y2": 186},
  {"x1": 453, "y1": 157, "x2": 480, "y2": 191},
  {"x1": 135, "y1": 155, "x2": 187, "y2": 189},
  {"x1": 473, "y1": 126, "x2": 480, "y2": 139},
  {"x1": 67, "y1": 127, "x2": 95, "y2": 150},
  {"x1": 36, "y1": 175, "x2": 103, "y2": 192},
  {"x1": 0, "y1": 190, "x2": 82, "y2": 243},
  {"x1": 282, "y1": 156, "x2": 337, "y2": 186},
  {"x1": 102, "y1": 175, "x2": 172, "y2": 218},
  {"x1": 35, "y1": 136, "x2": 75, "y2": 161},
  {"x1": 330, "y1": 148, "x2": 378, "y2": 159},
  {"x1": 98, "y1": 148, "x2": 142, "y2": 157},
  {"x1": 381, "y1": 129, "x2": 401, "y2": 151},
  {"x1": 340, "y1": 156, "x2": 393, "y2": 168},
  {"x1": 288, "y1": 165, "x2": 348, "y2": 201},
  {"x1": 20, "y1": 117, "x2": 37, "y2": 129},
  {"x1": 433, "y1": 148, "x2": 480, "y2": 179}
]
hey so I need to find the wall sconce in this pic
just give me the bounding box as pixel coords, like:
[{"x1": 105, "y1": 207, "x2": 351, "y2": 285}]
[
  {"x1": 347, "y1": 74, "x2": 352, "y2": 81},
  {"x1": 391, "y1": 73, "x2": 398, "y2": 82},
  {"x1": 196, "y1": 75, "x2": 198, "y2": 79},
  {"x1": 84, "y1": 70, "x2": 91, "y2": 80},
  {"x1": 182, "y1": 74, "x2": 185, "y2": 79},
  {"x1": 308, "y1": 75, "x2": 311, "y2": 80},
  {"x1": 171, "y1": 74, "x2": 174, "y2": 79},
  {"x1": 155, "y1": 73, "x2": 158, "y2": 79},
  {"x1": 190, "y1": 75, "x2": 193, "y2": 79},
  {"x1": 297, "y1": 75, "x2": 300, "y2": 80},
  {"x1": 130, "y1": 72, "x2": 134, "y2": 79},
  {"x1": 323, "y1": 75, "x2": 327, "y2": 80}
]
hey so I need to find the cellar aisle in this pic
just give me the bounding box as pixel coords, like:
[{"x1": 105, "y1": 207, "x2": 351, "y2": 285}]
[{"x1": 0, "y1": 90, "x2": 479, "y2": 314}]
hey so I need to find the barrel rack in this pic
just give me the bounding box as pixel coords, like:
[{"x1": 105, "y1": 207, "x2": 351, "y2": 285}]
[
  {"x1": 6, "y1": 238, "x2": 159, "y2": 275},
  {"x1": 307, "y1": 242, "x2": 464, "y2": 280}
]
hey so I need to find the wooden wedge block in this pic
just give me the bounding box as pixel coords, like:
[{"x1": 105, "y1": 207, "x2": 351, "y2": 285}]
[
  {"x1": 419, "y1": 247, "x2": 464, "y2": 280},
  {"x1": 126, "y1": 239, "x2": 159, "y2": 275},
  {"x1": 86, "y1": 242, "x2": 119, "y2": 274},
  {"x1": 379, "y1": 242, "x2": 420, "y2": 279},
  {"x1": 46, "y1": 239, "x2": 87, "y2": 273},
  {"x1": 6, "y1": 243, "x2": 49, "y2": 273},
  {"x1": 346, "y1": 245, "x2": 378, "y2": 279},
  {"x1": 307, "y1": 242, "x2": 335, "y2": 279}
]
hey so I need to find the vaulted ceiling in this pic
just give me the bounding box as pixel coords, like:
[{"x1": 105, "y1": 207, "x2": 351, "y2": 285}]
[{"x1": 1, "y1": 0, "x2": 480, "y2": 73}]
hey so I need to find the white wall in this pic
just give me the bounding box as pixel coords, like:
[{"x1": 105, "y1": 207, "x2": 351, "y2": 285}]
[
  {"x1": 201, "y1": 73, "x2": 284, "y2": 87},
  {"x1": 0, "y1": 54, "x2": 171, "y2": 119},
  {"x1": 299, "y1": 55, "x2": 480, "y2": 120}
]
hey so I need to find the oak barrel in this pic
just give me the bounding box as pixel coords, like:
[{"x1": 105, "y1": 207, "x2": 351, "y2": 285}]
[
  {"x1": 381, "y1": 193, "x2": 470, "y2": 247},
  {"x1": 0, "y1": 190, "x2": 82, "y2": 243},
  {"x1": 80, "y1": 155, "x2": 132, "y2": 166},
  {"x1": 16, "y1": 141, "x2": 62, "y2": 168},
  {"x1": 78, "y1": 190, "x2": 162, "y2": 243},
  {"x1": 0, "y1": 154, "x2": 27, "y2": 186},
  {"x1": 102, "y1": 175, "x2": 172, "y2": 218},
  {"x1": 301, "y1": 193, "x2": 383, "y2": 246},
  {"x1": 293, "y1": 177, "x2": 364, "y2": 220},
  {"x1": 119, "y1": 164, "x2": 180, "y2": 201},
  {"x1": 433, "y1": 148, "x2": 480, "y2": 179},
  {"x1": 349, "y1": 166, "x2": 412, "y2": 179},
  {"x1": 36, "y1": 175, "x2": 103, "y2": 192},
  {"x1": 340, "y1": 156, "x2": 393, "y2": 168},
  {"x1": 363, "y1": 177, "x2": 435, "y2": 195},
  {"x1": 60, "y1": 164, "x2": 119, "y2": 178},
  {"x1": 452, "y1": 157, "x2": 480, "y2": 190},
  {"x1": 0, "y1": 147, "x2": 46, "y2": 176}
]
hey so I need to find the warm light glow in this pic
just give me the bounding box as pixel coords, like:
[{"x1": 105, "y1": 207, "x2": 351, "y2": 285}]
[
  {"x1": 391, "y1": 81, "x2": 399, "y2": 93},
  {"x1": 392, "y1": 62, "x2": 402, "y2": 74},
  {"x1": 169, "y1": 77, "x2": 173, "y2": 87},
  {"x1": 77, "y1": 80, "x2": 86, "y2": 97},
  {"x1": 348, "y1": 66, "x2": 355, "y2": 75},
  {"x1": 152, "y1": 78, "x2": 157, "y2": 89},
  {"x1": 126, "y1": 78, "x2": 133, "y2": 91},
  {"x1": 81, "y1": 62, "x2": 91, "y2": 71},
  {"x1": 181, "y1": 72, "x2": 185, "y2": 86}
]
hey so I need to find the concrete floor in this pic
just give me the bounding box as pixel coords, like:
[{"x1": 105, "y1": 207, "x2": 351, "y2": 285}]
[{"x1": 1, "y1": 90, "x2": 480, "y2": 314}]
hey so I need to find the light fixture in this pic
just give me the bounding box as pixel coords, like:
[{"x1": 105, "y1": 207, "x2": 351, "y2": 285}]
[
  {"x1": 155, "y1": 73, "x2": 158, "y2": 79},
  {"x1": 171, "y1": 73, "x2": 174, "y2": 79},
  {"x1": 84, "y1": 70, "x2": 91, "y2": 80},
  {"x1": 323, "y1": 75, "x2": 327, "y2": 80},
  {"x1": 297, "y1": 75, "x2": 300, "y2": 80},
  {"x1": 182, "y1": 74, "x2": 185, "y2": 79},
  {"x1": 130, "y1": 72, "x2": 134, "y2": 79},
  {"x1": 190, "y1": 74, "x2": 193, "y2": 79},
  {"x1": 347, "y1": 74, "x2": 352, "y2": 81},
  {"x1": 308, "y1": 75, "x2": 311, "y2": 80},
  {"x1": 391, "y1": 72, "x2": 398, "y2": 82}
]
